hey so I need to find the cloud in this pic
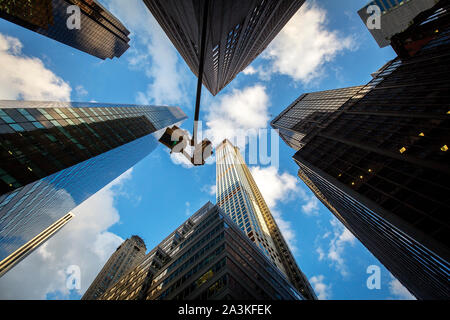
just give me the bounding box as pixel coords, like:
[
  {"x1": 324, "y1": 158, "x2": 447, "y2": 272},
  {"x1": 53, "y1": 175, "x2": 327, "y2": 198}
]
[
  {"x1": 201, "y1": 184, "x2": 216, "y2": 197},
  {"x1": 167, "y1": 146, "x2": 194, "y2": 169},
  {"x1": 250, "y1": 166, "x2": 300, "y2": 252},
  {"x1": 301, "y1": 196, "x2": 320, "y2": 216},
  {"x1": 0, "y1": 169, "x2": 134, "y2": 299},
  {"x1": 316, "y1": 218, "x2": 356, "y2": 277},
  {"x1": 185, "y1": 201, "x2": 191, "y2": 216},
  {"x1": 75, "y1": 85, "x2": 88, "y2": 98},
  {"x1": 205, "y1": 85, "x2": 270, "y2": 147},
  {"x1": 310, "y1": 275, "x2": 332, "y2": 300},
  {"x1": 250, "y1": 3, "x2": 355, "y2": 84},
  {"x1": 104, "y1": 0, "x2": 191, "y2": 106},
  {"x1": 0, "y1": 33, "x2": 71, "y2": 101},
  {"x1": 388, "y1": 275, "x2": 416, "y2": 300}
]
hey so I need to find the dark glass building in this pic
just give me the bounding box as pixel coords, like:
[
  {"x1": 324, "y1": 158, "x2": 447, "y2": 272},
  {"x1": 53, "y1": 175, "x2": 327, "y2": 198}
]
[
  {"x1": 0, "y1": 0, "x2": 130, "y2": 59},
  {"x1": 271, "y1": 2, "x2": 450, "y2": 300},
  {"x1": 97, "y1": 202, "x2": 305, "y2": 300},
  {"x1": 143, "y1": 0, "x2": 305, "y2": 96},
  {"x1": 82, "y1": 235, "x2": 147, "y2": 300},
  {"x1": 0, "y1": 100, "x2": 187, "y2": 275}
]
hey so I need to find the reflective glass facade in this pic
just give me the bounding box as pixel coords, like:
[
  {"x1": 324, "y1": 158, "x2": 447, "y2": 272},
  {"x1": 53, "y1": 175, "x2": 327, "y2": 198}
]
[
  {"x1": 0, "y1": 100, "x2": 187, "y2": 269},
  {"x1": 271, "y1": 86, "x2": 365, "y2": 151},
  {"x1": 272, "y1": 5, "x2": 450, "y2": 299},
  {"x1": 144, "y1": 0, "x2": 305, "y2": 96},
  {"x1": 216, "y1": 140, "x2": 316, "y2": 300},
  {"x1": 0, "y1": 211, "x2": 73, "y2": 277},
  {"x1": 0, "y1": 0, "x2": 130, "y2": 59},
  {"x1": 98, "y1": 202, "x2": 305, "y2": 300}
]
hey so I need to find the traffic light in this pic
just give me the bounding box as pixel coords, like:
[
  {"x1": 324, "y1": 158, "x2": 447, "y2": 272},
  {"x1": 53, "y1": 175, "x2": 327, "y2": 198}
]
[
  {"x1": 158, "y1": 126, "x2": 187, "y2": 153},
  {"x1": 158, "y1": 126, "x2": 213, "y2": 166}
]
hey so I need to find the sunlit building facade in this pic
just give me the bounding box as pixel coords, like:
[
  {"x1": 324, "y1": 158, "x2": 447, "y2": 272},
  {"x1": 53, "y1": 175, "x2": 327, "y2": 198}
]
[
  {"x1": 0, "y1": 0, "x2": 130, "y2": 59},
  {"x1": 82, "y1": 235, "x2": 147, "y2": 300},
  {"x1": 143, "y1": 0, "x2": 305, "y2": 96},
  {"x1": 215, "y1": 140, "x2": 316, "y2": 300},
  {"x1": 272, "y1": 2, "x2": 450, "y2": 299},
  {"x1": 0, "y1": 100, "x2": 187, "y2": 275},
  {"x1": 0, "y1": 211, "x2": 73, "y2": 277},
  {"x1": 98, "y1": 202, "x2": 306, "y2": 300}
]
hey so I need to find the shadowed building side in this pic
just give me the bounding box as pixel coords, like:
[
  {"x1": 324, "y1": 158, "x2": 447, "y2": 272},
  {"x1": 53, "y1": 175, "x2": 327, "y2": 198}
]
[
  {"x1": 143, "y1": 0, "x2": 305, "y2": 96},
  {"x1": 272, "y1": 1, "x2": 450, "y2": 299},
  {"x1": 97, "y1": 203, "x2": 306, "y2": 300}
]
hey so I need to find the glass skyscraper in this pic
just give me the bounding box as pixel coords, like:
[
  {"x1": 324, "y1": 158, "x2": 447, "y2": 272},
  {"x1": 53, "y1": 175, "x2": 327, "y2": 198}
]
[
  {"x1": 0, "y1": 100, "x2": 187, "y2": 275},
  {"x1": 97, "y1": 202, "x2": 306, "y2": 300},
  {"x1": 0, "y1": 211, "x2": 73, "y2": 277},
  {"x1": 215, "y1": 140, "x2": 316, "y2": 300},
  {"x1": 0, "y1": 0, "x2": 130, "y2": 59},
  {"x1": 271, "y1": 1, "x2": 450, "y2": 299},
  {"x1": 143, "y1": 0, "x2": 305, "y2": 96}
]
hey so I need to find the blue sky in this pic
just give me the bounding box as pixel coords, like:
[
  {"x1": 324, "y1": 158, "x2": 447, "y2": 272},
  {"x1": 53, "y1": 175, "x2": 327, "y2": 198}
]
[{"x1": 0, "y1": 0, "x2": 415, "y2": 300}]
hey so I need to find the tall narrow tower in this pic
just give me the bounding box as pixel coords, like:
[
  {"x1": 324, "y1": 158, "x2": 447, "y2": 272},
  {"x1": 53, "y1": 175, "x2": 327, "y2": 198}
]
[
  {"x1": 82, "y1": 236, "x2": 147, "y2": 300},
  {"x1": 215, "y1": 140, "x2": 316, "y2": 300}
]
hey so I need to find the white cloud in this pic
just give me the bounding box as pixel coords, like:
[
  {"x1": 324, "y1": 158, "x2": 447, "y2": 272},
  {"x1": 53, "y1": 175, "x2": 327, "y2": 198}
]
[
  {"x1": 310, "y1": 275, "x2": 332, "y2": 300},
  {"x1": 0, "y1": 169, "x2": 134, "y2": 299},
  {"x1": 205, "y1": 85, "x2": 270, "y2": 147},
  {"x1": 319, "y1": 218, "x2": 356, "y2": 277},
  {"x1": 301, "y1": 196, "x2": 320, "y2": 216},
  {"x1": 0, "y1": 33, "x2": 71, "y2": 101},
  {"x1": 185, "y1": 201, "x2": 191, "y2": 216},
  {"x1": 201, "y1": 184, "x2": 216, "y2": 197},
  {"x1": 250, "y1": 166, "x2": 300, "y2": 252},
  {"x1": 250, "y1": 3, "x2": 355, "y2": 84},
  {"x1": 250, "y1": 166, "x2": 298, "y2": 208},
  {"x1": 104, "y1": 0, "x2": 191, "y2": 106},
  {"x1": 75, "y1": 85, "x2": 88, "y2": 98},
  {"x1": 388, "y1": 275, "x2": 416, "y2": 300},
  {"x1": 242, "y1": 66, "x2": 257, "y2": 75}
]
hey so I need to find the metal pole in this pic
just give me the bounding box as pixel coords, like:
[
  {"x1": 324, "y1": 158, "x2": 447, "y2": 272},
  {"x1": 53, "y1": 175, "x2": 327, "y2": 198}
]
[{"x1": 192, "y1": 0, "x2": 210, "y2": 146}]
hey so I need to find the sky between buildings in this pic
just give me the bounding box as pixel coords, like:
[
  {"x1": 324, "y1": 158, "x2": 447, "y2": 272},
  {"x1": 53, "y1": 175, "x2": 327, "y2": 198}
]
[{"x1": 0, "y1": 0, "x2": 415, "y2": 300}]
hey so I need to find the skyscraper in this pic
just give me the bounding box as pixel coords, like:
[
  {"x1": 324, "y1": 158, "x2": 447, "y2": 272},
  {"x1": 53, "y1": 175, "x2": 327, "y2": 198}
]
[
  {"x1": 97, "y1": 202, "x2": 306, "y2": 300},
  {"x1": 0, "y1": 0, "x2": 130, "y2": 59},
  {"x1": 143, "y1": 0, "x2": 305, "y2": 96},
  {"x1": 82, "y1": 235, "x2": 147, "y2": 300},
  {"x1": 358, "y1": 0, "x2": 437, "y2": 48},
  {"x1": 216, "y1": 140, "x2": 316, "y2": 300},
  {"x1": 271, "y1": 86, "x2": 365, "y2": 151},
  {"x1": 0, "y1": 100, "x2": 187, "y2": 276},
  {"x1": 0, "y1": 211, "x2": 73, "y2": 277},
  {"x1": 271, "y1": 2, "x2": 450, "y2": 299}
]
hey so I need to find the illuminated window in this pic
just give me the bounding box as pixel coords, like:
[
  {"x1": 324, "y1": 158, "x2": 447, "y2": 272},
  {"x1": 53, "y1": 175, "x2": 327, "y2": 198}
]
[
  {"x1": 399, "y1": 147, "x2": 407, "y2": 154},
  {"x1": 441, "y1": 145, "x2": 448, "y2": 152}
]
